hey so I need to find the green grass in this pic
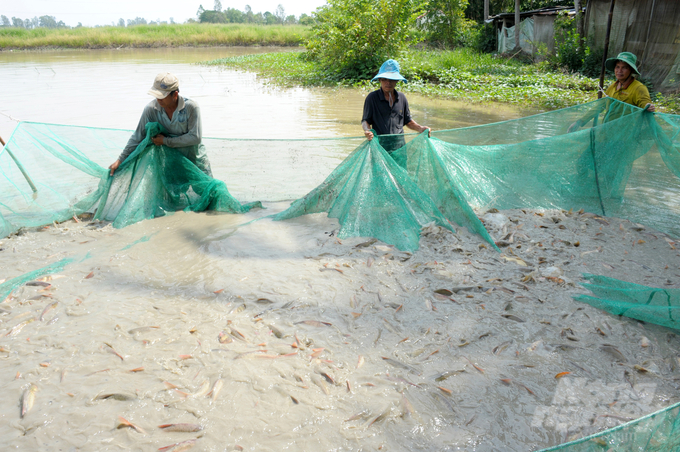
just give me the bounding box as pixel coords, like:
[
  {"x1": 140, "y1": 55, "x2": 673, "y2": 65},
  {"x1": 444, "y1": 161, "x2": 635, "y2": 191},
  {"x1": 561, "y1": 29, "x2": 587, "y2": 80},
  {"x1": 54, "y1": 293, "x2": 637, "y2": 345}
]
[
  {"x1": 0, "y1": 24, "x2": 311, "y2": 49},
  {"x1": 207, "y1": 48, "x2": 680, "y2": 113}
]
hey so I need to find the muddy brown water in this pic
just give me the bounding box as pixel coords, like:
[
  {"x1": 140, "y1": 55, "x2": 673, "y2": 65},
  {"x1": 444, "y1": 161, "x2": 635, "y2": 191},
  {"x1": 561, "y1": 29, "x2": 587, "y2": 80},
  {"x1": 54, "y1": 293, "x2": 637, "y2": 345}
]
[{"x1": 1, "y1": 48, "x2": 680, "y2": 451}]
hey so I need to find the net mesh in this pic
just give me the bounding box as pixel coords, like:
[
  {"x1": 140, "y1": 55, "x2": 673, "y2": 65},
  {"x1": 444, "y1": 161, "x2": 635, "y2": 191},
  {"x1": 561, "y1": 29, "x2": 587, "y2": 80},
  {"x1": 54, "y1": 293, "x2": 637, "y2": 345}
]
[
  {"x1": 538, "y1": 401, "x2": 680, "y2": 452},
  {"x1": 575, "y1": 274, "x2": 680, "y2": 331},
  {"x1": 272, "y1": 136, "x2": 454, "y2": 252},
  {"x1": 2, "y1": 98, "x2": 678, "y2": 248},
  {"x1": 0, "y1": 121, "x2": 261, "y2": 237},
  {"x1": 1, "y1": 97, "x2": 680, "y2": 449}
]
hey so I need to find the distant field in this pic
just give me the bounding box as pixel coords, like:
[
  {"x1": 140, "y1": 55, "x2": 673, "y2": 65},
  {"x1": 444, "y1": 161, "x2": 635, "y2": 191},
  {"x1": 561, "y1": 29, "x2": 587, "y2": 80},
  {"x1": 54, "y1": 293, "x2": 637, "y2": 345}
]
[{"x1": 0, "y1": 24, "x2": 310, "y2": 49}]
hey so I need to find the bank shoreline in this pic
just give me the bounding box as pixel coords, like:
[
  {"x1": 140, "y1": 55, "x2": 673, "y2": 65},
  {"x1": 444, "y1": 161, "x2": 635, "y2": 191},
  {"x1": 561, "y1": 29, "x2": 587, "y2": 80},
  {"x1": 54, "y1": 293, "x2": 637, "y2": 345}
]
[
  {"x1": 2, "y1": 39, "x2": 676, "y2": 114},
  {"x1": 0, "y1": 24, "x2": 309, "y2": 50},
  {"x1": 0, "y1": 43, "x2": 301, "y2": 52}
]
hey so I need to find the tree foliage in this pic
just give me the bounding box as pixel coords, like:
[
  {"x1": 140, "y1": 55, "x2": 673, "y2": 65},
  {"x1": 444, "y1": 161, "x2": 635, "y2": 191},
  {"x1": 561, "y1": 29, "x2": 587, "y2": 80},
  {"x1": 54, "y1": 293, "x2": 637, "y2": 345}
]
[
  {"x1": 127, "y1": 17, "x2": 148, "y2": 26},
  {"x1": 198, "y1": 6, "x2": 301, "y2": 24},
  {"x1": 420, "y1": 0, "x2": 472, "y2": 47},
  {"x1": 305, "y1": 0, "x2": 426, "y2": 81},
  {"x1": 275, "y1": 5, "x2": 286, "y2": 24}
]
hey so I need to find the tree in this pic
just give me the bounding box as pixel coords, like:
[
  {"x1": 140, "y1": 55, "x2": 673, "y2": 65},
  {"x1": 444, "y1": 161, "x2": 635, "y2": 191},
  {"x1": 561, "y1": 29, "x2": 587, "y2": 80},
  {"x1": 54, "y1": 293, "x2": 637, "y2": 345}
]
[
  {"x1": 263, "y1": 11, "x2": 277, "y2": 25},
  {"x1": 1, "y1": 15, "x2": 10, "y2": 27},
  {"x1": 420, "y1": 0, "x2": 470, "y2": 47},
  {"x1": 225, "y1": 8, "x2": 245, "y2": 23},
  {"x1": 118, "y1": 18, "x2": 125, "y2": 27},
  {"x1": 199, "y1": 10, "x2": 227, "y2": 23},
  {"x1": 197, "y1": 5, "x2": 205, "y2": 18},
  {"x1": 275, "y1": 4, "x2": 286, "y2": 24},
  {"x1": 214, "y1": 0, "x2": 223, "y2": 12},
  {"x1": 127, "y1": 17, "x2": 148, "y2": 26},
  {"x1": 12, "y1": 17, "x2": 24, "y2": 28},
  {"x1": 306, "y1": 0, "x2": 426, "y2": 80},
  {"x1": 39, "y1": 15, "x2": 58, "y2": 28},
  {"x1": 299, "y1": 13, "x2": 315, "y2": 26},
  {"x1": 285, "y1": 15, "x2": 297, "y2": 25},
  {"x1": 245, "y1": 5, "x2": 254, "y2": 22}
]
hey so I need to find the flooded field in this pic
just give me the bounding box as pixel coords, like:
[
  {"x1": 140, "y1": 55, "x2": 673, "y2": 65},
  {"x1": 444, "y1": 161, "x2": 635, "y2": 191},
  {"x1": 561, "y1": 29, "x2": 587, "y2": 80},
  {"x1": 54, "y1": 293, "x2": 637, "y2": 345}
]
[{"x1": 1, "y1": 48, "x2": 680, "y2": 451}]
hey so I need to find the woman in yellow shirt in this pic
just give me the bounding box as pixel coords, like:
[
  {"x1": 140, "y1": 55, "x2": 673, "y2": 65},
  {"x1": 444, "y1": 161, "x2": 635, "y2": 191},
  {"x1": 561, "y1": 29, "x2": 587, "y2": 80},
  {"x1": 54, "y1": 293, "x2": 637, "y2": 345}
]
[
  {"x1": 567, "y1": 52, "x2": 655, "y2": 132},
  {"x1": 604, "y1": 52, "x2": 655, "y2": 111}
]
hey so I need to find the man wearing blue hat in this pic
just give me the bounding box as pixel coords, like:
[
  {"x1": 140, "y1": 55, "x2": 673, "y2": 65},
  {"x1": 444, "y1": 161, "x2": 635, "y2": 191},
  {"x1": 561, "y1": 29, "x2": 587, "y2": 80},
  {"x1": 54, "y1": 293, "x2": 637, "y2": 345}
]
[{"x1": 361, "y1": 59, "x2": 430, "y2": 153}]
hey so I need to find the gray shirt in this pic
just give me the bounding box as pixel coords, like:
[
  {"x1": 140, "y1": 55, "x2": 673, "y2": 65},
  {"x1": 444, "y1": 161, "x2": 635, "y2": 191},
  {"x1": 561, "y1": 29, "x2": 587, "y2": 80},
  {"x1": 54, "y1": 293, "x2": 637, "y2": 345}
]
[{"x1": 118, "y1": 96, "x2": 212, "y2": 176}]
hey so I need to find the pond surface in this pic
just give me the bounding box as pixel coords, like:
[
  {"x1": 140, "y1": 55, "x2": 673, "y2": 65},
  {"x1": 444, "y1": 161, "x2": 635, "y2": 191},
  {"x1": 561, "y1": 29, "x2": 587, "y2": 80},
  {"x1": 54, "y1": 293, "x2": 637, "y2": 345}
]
[
  {"x1": 1, "y1": 47, "x2": 679, "y2": 452},
  {"x1": 0, "y1": 47, "x2": 535, "y2": 142},
  {"x1": 0, "y1": 46, "x2": 538, "y2": 203}
]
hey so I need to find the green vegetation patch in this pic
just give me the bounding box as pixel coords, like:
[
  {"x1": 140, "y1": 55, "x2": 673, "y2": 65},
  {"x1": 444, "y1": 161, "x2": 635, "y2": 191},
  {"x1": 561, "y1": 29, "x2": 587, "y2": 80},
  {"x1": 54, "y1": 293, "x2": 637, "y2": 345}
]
[
  {"x1": 0, "y1": 24, "x2": 311, "y2": 49},
  {"x1": 208, "y1": 48, "x2": 601, "y2": 111},
  {"x1": 208, "y1": 48, "x2": 679, "y2": 113}
]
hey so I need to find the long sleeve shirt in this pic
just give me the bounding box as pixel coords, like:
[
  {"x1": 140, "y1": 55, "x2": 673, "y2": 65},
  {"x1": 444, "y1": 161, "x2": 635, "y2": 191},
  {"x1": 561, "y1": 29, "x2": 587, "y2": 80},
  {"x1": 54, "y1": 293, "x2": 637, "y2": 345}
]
[
  {"x1": 604, "y1": 79, "x2": 652, "y2": 109},
  {"x1": 118, "y1": 96, "x2": 212, "y2": 176}
]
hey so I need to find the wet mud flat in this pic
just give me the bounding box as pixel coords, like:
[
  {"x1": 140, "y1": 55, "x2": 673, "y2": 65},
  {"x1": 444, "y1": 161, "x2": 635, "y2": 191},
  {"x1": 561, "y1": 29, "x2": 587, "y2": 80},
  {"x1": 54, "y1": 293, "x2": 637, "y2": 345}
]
[{"x1": 1, "y1": 205, "x2": 679, "y2": 451}]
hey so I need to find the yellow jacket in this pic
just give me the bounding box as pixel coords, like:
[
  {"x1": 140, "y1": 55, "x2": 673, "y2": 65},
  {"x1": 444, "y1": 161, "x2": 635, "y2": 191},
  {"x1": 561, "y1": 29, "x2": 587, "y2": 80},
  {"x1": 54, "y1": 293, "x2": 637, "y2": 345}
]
[{"x1": 604, "y1": 79, "x2": 652, "y2": 109}]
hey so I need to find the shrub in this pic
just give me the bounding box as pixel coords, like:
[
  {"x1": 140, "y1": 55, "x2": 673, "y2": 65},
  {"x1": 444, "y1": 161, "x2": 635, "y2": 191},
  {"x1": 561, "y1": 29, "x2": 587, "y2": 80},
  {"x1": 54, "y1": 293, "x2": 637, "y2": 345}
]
[
  {"x1": 551, "y1": 12, "x2": 585, "y2": 73},
  {"x1": 473, "y1": 21, "x2": 496, "y2": 53},
  {"x1": 581, "y1": 44, "x2": 603, "y2": 78},
  {"x1": 305, "y1": 0, "x2": 426, "y2": 81}
]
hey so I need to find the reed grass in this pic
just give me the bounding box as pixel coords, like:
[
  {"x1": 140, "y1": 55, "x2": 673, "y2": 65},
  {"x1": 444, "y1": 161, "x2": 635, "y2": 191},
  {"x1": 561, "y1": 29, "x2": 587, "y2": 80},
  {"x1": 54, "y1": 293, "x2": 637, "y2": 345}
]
[{"x1": 0, "y1": 24, "x2": 310, "y2": 49}]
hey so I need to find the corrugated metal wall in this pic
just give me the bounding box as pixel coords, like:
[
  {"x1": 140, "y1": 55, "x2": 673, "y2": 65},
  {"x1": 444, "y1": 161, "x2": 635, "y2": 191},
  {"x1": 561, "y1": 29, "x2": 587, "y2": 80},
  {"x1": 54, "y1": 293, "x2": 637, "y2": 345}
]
[{"x1": 585, "y1": 0, "x2": 680, "y2": 93}]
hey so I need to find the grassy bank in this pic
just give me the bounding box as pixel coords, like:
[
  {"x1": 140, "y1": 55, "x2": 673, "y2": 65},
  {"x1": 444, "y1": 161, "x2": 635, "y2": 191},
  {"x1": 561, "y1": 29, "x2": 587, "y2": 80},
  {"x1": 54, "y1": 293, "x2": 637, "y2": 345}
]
[
  {"x1": 207, "y1": 48, "x2": 680, "y2": 113},
  {"x1": 0, "y1": 24, "x2": 310, "y2": 49}
]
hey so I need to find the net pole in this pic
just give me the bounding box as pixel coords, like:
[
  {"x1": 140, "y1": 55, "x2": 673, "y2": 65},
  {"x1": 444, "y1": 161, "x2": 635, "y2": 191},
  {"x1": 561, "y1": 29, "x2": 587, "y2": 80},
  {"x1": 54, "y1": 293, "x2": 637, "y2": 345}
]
[
  {"x1": 589, "y1": 128, "x2": 606, "y2": 216},
  {"x1": 0, "y1": 135, "x2": 38, "y2": 193},
  {"x1": 598, "y1": 0, "x2": 617, "y2": 98}
]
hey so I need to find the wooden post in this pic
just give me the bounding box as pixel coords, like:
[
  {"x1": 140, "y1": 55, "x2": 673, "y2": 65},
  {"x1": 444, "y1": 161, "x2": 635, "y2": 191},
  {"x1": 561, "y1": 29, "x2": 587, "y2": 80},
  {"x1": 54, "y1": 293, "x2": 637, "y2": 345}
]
[
  {"x1": 641, "y1": 0, "x2": 657, "y2": 71},
  {"x1": 515, "y1": 0, "x2": 520, "y2": 50},
  {"x1": 575, "y1": 0, "x2": 583, "y2": 38},
  {"x1": 598, "y1": 0, "x2": 616, "y2": 98},
  {"x1": 0, "y1": 135, "x2": 38, "y2": 193}
]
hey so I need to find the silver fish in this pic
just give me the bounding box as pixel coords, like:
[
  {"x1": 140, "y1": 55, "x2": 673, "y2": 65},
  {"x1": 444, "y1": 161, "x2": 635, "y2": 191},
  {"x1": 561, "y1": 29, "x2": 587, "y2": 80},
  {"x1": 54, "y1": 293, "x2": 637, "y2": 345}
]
[
  {"x1": 381, "y1": 357, "x2": 421, "y2": 375},
  {"x1": 21, "y1": 383, "x2": 38, "y2": 418}
]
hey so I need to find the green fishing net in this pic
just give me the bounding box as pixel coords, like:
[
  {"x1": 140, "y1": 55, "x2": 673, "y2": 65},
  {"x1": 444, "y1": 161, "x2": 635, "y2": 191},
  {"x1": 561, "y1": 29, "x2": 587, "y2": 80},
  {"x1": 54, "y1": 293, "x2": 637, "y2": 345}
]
[
  {"x1": 0, "y1": 121, "x2": 260, "y2": 237},
  {"x1": 95, "y1": 123, "x2": 261, "y2": 227},
  {"x1": 1, "y1": 98, "x2": 679, "y2": 251},
  {"x1": 575, "y1": 274, "x2": 680, "y2": 331},
  {"x1": 272, "y1": 135, "x2": 454, "y2": 252},
  {"x1": 0, "y1": 257, "x2": 74, "y2": 302},
  {"x1": 273, "y1": 98, "x2": 679, "y2": 251},
  {"x1": 2, "y1": 97, "x2": 680, "y2": 451},
  {"x1": 538, "y1": 400, "x2": 680, "y2": 451}
]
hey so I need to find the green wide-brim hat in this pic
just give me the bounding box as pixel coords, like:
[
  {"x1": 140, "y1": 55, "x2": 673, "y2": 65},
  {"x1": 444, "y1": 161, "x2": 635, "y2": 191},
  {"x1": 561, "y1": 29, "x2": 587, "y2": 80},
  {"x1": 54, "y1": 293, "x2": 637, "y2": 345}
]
[{"x1": 605, "y1": 52, "x2": 640, "y2": 76}]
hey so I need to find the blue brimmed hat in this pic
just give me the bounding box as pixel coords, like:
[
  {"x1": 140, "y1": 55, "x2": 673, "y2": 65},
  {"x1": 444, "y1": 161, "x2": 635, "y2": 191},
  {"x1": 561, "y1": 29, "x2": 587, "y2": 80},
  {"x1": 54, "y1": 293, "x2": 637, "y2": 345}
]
[
  {"x1": 605, "y1": 52, "x2": 640, "y2": 76},
  {"x1": 371, "y1": 59, "x2": 407, "y2": 83}
]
